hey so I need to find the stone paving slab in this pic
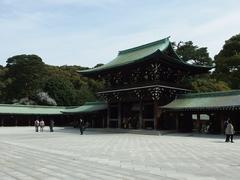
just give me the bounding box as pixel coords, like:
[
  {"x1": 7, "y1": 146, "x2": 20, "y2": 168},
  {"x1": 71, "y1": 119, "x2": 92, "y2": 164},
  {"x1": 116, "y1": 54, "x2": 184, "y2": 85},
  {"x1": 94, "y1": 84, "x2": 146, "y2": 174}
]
[{"x1": 0, "y1": 127, "x2": 239, "y2": 180}]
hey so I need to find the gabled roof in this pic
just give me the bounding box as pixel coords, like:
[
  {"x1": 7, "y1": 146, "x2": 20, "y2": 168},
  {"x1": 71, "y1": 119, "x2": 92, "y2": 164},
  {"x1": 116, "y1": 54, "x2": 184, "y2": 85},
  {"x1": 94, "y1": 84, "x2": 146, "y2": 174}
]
[
  {"x1": 61, "y1": 101, "x2": 107, "y2": 114},
  {"x1": 0, "y1": 104, "x2": 70, "y2": 115},
  {"x1": 162, "y1": 90, "x2": 240, "y2": 110},
  {"x1": 80, "y1": 37, "x2": 212, "y2": 75},
  {"x1": 97, "y1": 84, "x2": 190, "y2": 94}
]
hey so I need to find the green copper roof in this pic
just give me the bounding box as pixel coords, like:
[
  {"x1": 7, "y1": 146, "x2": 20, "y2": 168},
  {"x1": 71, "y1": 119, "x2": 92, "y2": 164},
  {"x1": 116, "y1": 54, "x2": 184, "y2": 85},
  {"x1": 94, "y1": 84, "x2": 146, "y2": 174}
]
[
  {"x1": 0, "y1": 104, "x2": 68, "y2": 115},
  {"x1": 162, "y1": 90, "x2": 240, "y2": 110},
  {"x1": 62, "y1": 101, "x2": 107, "y2": 114},
  {"x1": 80, "y1": 37, "x2": 211, "y2": 74}
]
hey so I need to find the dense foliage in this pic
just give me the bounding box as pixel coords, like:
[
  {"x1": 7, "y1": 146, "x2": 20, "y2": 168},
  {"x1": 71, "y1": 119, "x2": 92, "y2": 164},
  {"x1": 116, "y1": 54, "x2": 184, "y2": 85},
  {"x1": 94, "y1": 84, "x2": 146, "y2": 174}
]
[
  {"x1": 173, "y1": 41, "x2": 213, "y2": 66},
  {"x1": 174, "y1": 40, "x2": 231, "y2": 92},
  {"x1": 181, "y1": 75, "x2": 230, "y2": 92},
  {"x1": 0, "y1": 54, "x2": 103, "y2": 105},
  {"x1": 213, "y1": 33, "x2": 240, "y2": 89},
  {"x1": 5, "y1": 55, "x2": 45, "y2": 100}
]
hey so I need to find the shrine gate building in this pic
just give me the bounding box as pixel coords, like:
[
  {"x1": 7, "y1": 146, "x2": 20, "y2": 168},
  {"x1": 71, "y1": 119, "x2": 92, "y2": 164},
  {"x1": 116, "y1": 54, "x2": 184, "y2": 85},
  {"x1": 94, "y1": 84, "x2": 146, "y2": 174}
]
[{"x1": 80, "y1": 37, "x2": 212, "y2": 130}]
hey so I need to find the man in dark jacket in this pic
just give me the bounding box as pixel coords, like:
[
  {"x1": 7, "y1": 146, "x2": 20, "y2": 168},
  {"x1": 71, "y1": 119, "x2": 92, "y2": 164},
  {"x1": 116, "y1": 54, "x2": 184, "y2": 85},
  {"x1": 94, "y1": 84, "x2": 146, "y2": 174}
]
[
  {"x1": 49, "y1": 120, "x2": 54, "y2": 132},
  {"x1": 79, "y1": 119, "x2": 84, "y2": 135}
]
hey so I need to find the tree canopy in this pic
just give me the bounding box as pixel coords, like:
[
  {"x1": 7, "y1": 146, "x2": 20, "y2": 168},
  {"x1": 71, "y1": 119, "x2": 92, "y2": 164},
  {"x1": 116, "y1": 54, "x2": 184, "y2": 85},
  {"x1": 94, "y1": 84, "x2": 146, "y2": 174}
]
[
  {"x1": 5, "y1": 55, "x2": 45, "y2": 101},
  {"x1": 214, "y1": 33, "x2": 240, "y2": 89},
  {"x1": 174, "y1": 41, "x2": 213, "y2": 66},
  {"x1": 173, "y1": 40, "x2": 231, "y2": 92},
  {"x1": 181, "y1": 75, "x2": 230, "y2": 92},
  {"x1": 0, "y1": 54, "x2": 103, "y2": 105}
]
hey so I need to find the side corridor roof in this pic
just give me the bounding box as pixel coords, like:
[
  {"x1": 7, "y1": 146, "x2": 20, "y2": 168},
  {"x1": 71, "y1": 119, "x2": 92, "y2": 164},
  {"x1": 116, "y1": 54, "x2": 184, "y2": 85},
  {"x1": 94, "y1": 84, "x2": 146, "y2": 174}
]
[
  {"x1": 0, "y1": 104, "x2": 68, "y2": 115},
  {"x1": 162, "y1": 90, "x2": 240, "y2": 111},
  {"x1": 61, "y1": 101, "x2": 107, "y2": 114}
]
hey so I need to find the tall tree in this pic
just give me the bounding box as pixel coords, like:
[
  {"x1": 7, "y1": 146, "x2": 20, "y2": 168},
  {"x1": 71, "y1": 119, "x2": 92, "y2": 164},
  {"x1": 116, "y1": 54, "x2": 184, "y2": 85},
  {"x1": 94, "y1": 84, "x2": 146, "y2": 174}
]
[
  {"x1": 0, "y1": 66, "x2": 7, "y2": 102},
  {"x1": 5, "y1": 54, "x2": 45, "y2": 101},
  {"x1": 173, "y1": 41, "x2": 219, "y2": 91},
  {"x1": 174, "y1": 41, "x2": 213, "y2": 66},
  {"x1": 181, "y1": 75, "x2": 230, "y2": 92},
  {"x1": 43, "y1": 76, "x2": 77, "y2": 106},
  {"x1": 214, "y1": 34, "x2": 240, "y2": 89}
]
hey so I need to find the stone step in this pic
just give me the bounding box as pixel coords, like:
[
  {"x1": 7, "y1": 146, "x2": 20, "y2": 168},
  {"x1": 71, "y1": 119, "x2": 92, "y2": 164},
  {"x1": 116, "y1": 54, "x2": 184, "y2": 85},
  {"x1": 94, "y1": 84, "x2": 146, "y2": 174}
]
[{"x1": 84, "y1": 128, "x2": 175, "y2": 136}]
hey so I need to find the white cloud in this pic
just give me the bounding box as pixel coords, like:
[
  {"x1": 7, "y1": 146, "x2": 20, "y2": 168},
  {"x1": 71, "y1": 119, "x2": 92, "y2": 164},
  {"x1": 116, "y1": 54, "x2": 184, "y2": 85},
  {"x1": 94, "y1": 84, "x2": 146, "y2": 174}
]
[
  {"x1": 178, "y1": 9, "x2": 240, "y2": 57},
  {"x1": 42, "y1": 0, "x2": 120, "y2": 5},
  {"x1": 1, "y1": 0, "x2": 122, "y2": 8},
  {"x1": 192, "y1": 11, "x2": 240, "y2": 37}
]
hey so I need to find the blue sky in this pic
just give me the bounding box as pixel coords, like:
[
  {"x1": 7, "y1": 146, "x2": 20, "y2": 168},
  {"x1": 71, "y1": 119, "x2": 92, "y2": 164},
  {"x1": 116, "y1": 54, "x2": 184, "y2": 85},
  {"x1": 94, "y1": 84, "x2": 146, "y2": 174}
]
[{"x1": 0, "y1": 0, "x2": 240, "y2": 67}]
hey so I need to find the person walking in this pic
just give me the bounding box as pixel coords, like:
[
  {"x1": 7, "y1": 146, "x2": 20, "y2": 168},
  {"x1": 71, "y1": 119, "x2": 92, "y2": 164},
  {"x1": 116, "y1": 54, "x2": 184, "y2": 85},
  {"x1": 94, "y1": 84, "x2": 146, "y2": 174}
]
[
  {"x1": 40, "y1": 119, "x2": 45, "y2": 132},
  {"x1": 225, "y1": 120, "x2": 235, "y2": 143},
  {"x1": 224, "y1": 119, "x2": 229, "y2": 140},
  {"x1": 79, "y1": 118, "x2": 84, "y2": 135},
  {"x1": 34, "y1": 119, "x2": 40, "y2": 132},
  {"x1": 49, "y1": 120, "x2": 54, "y2": 132}
]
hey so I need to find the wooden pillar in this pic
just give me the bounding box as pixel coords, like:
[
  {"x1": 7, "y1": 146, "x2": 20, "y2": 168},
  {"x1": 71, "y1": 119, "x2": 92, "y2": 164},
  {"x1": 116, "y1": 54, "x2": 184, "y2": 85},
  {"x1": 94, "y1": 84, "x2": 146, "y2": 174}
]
[
  {"x1": 102, "y1": 114, "x2": 105, "y2": 128},
  {"x1": 175, "y1": 113, "x2": 179, "y2": 131},
  {"x1": 154, "y1": 101, "x2": 158, "y2": 130},
  {"x1": 139, "y1": 101, "x2": 143, "y2": 129},
  {"x1": 197, "y1": 113, "x2": 200, "y2": 132},
  {"x1": 107, "y1": 104, "x2": 110, "y2": 128},
  {"x1": 28, "y1": 118, "x2": 31, "y2": 126},
  {"x1": 118, "y1": 102, "x2": 121, "y2": 128},
  {"x1": 219, "y1": 112, "x2": 225, "y2": 134},
  {"x1": 15, "y1": 117, "x2": 18, "y2": 126}
]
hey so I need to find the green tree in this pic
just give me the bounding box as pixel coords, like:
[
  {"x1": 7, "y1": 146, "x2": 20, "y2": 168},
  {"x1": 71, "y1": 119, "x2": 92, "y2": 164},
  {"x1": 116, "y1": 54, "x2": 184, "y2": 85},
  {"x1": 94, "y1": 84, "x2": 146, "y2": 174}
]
[
  {"x1": 182, "y1": 75, "x2": 230, "y2": 92},
  {"x1": 76, "y1": 85, "x2": 96, "y2": 104},
  {"x1": 214, "y1": 33, "x2": 240, "y2": 89},
  {"x1": 0, "y1": 66, "x2": 7, "y2": 102},
  {"x1": 94, "y1": 63, "x2": 104, "y2": 68},
  {"x1": 43, "y1": 65, "x2": 103, "y2": 105},
  {"x1": 45, "y1": 65, "x2": 91, "y2": 90},
  {"x1": 43, "y1": 76, "x2": 77, "y2": 106},
  {"x1": 5, "y1": 54, "x2": 45, "y2": 102},
  {"x1": 174, "y1": 41, "x2": 213, "y2": 66},
  {"x1": 0, "y1": 54, "x2": 104, "y2": 105}
]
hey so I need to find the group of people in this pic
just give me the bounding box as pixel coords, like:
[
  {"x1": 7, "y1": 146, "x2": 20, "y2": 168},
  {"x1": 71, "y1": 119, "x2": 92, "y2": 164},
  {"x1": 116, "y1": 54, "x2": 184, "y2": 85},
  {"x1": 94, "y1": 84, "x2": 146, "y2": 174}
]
[
  {"x1": 35, "y1": 118, "x2": 85, "y2": 134},
  {"x1": 34, "y1": 118, "x2": 235, "y2": 140},
  {"x1": 34, "y1": 119, "x2": 54, "y2": 132},
  {"x1": 122, "y1": 115, "x2": 138, "y2": 129},
  {"x1": 224, "y1": 119, "x2": 235, "y2": 143}
]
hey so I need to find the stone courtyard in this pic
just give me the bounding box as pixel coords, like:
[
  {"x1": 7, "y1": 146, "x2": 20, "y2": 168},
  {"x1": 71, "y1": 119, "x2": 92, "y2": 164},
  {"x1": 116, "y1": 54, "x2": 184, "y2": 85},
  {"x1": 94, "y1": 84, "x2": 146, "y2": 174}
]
[{"x1": 0, "y1": 127, "x2": 239, "y2": 180}]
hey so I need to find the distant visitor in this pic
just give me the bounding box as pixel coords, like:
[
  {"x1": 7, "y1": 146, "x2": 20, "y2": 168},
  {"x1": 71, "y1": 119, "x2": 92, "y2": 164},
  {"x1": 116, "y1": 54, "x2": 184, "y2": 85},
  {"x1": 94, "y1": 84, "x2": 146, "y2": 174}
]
[
  {"x1": 40, "y1": 119, "x2": 45, "y2": 132},
  {"x1": 225, "y1": 120, "x2": 235, "y2": 143},
  {"x1": 79, "y1": 118, "x2": 84, "y2": 135},
  {"x1": 34, "y1": 119, "x2": 40, "y2": 132},
  {"x1": 49, "y1": 120, "x2": 54, "y2": 132}
]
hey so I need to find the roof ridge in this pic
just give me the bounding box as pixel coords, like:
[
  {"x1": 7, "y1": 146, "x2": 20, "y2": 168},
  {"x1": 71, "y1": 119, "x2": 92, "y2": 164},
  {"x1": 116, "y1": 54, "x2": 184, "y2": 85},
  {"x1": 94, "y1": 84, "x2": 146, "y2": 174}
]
[
  {"x1": 118, "y1": 36, "x2": 170, "y2": 55},
  {"x1": 84, "y1": 101, "x2": 106, "y2": 105},
  {"x1": 0, "y1": 104, "x2": 68, "y2": 109},
  {"x1": 178, "y1": 90, "x2": 240, "y2": 99}
]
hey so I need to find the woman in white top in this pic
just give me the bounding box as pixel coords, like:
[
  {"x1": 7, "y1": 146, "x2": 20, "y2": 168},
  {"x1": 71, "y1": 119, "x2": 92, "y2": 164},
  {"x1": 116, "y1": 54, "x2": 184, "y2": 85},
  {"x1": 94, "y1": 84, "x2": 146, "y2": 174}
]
[
  {"x1": 225, "y1": 120, "x2": 234, "y2": 143},
  {"x1": 40, "y1": 120, "x2": 45, "y2": 132}
]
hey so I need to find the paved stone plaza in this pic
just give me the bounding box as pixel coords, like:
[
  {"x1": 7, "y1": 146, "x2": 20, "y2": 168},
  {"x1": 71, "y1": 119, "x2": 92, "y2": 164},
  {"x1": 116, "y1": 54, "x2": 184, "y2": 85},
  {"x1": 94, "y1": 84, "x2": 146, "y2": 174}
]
[{"x1": 0, "y1": 127, "x2": 239, "y2": 180}]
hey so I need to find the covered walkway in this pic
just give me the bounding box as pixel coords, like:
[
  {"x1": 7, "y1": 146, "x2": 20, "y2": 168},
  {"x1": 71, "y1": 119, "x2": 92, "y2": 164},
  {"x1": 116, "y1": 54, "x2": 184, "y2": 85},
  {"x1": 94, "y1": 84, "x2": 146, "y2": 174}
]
[
  {"x1": 62, "y1": 101, "x2": 107, "y2": 128},
  {"x1": 162, "y1": 90, "x2": 240, "y2": 133},
  {"x1": 0, "y1": 104, "x2": 70, "y2": 126}
]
